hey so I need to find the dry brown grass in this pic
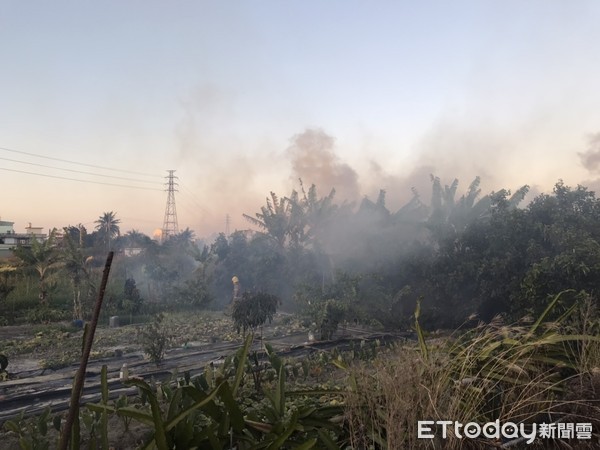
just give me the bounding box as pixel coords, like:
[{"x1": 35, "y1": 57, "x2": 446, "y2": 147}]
[{"x1": 343, "y1": 295, "x2": 600, "y2": 449}]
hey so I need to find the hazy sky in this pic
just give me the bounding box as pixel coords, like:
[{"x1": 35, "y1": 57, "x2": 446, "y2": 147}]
[{"x1": 2, "y1": 1, "x2": 600, "y2": 238}]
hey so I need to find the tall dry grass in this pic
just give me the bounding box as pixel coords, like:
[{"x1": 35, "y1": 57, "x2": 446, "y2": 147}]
[{"x1": 344, "y1": 293, "x2": 600, "y2": 449}]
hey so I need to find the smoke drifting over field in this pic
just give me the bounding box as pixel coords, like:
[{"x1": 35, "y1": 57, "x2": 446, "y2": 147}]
[
  {"x1": 579, "y1": 133, "x2": 600, "y2": 173},
  {"x1": 172, "y1": 85, "x2": 595, "y2": 239},
  {"x1": 287, "y1": 129, "x2": 360, "y2": 203},
  {"x1": 577, "y1": 133, "x2": 600, "y2": 196},
  {"x1": 176, "y1": 118, "x2": 567, "y2": 238}
]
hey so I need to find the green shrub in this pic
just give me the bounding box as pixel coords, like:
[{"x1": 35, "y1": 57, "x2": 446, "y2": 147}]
[
  {"x1": 171, "y1": 275, "x2": 213, "y2": 308},
  {"x1": 231, "y1": 291, "x2": 279, "y2": 336},
  {"x1": 139, "y1": 313, "x2": 172, "y2": 365},
  {"x1": 25, "y1": 306, "x2": 69, "y2": 324}
]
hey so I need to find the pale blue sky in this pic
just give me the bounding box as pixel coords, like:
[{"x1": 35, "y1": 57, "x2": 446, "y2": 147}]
[{"x1": 1, "y1": 1, "x2": 600, "y2": 236}]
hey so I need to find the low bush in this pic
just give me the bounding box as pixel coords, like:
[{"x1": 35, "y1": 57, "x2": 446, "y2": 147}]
[
  {"x1": 138, "y1": 313, "x2": 172, "y2": 365},
  {"x1": 231, "y1": 291, "x2": 279, "y2": 336}
]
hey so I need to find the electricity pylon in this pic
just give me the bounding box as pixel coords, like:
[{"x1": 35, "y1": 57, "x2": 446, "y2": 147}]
[{"x1": 162, "y1": 170, "x2": 179, "y2": 240}]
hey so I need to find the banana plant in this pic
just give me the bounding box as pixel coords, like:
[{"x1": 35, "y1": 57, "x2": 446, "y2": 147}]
[
  {"x1": 86, "y1": 334, "x2": 251, "y2": 449},
  {"x1": 3, "y1": 407, "x2": 54, "y2": 450},
  {"x1": 240, "y1": 343, "x2": 345, "y2": 449},
  {"x1": 86, "y1": 334, "x2": 347, "y2": 449}
]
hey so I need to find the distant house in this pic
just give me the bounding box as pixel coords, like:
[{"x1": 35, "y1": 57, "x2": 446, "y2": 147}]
[
  {"x1": 0, "y1": 220, "x2": 14, "y2": 234},
  {"x1": 0, "y1": 220, "x2": 48, "y2": 259},
  {"x1": 123, "y1": 247, "x2": 143, "y2": 257}
]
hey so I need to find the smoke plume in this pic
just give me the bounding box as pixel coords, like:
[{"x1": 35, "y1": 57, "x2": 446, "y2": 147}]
[
  {"x1": 579, "y1": 133, "x2": 600, "y2": 173},
  {"x1": 288, "y1": 128, "x2": 360, "y2": 202}
]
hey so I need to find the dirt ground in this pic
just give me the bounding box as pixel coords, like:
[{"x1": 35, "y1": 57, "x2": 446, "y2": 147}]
[
  {"x1": 0, "y1": 311, "x2": 318, "y2": 448},
  {"x1": 0, "y1": 311, "x2": 308, "y2": 375}
]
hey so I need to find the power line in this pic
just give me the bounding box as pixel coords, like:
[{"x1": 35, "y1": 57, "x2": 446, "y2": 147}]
[
  {"x1": 120, "y1": 216, "x2": 161, "y2": 224},
  {"x1": 0, "y1": 166, "x2": 163, "y2": 191},
  {"x1": 179, "y1": 182, "x2": 208, "y2": 213},
  {"x1": 176, "y1": 198, "x2": 207, "y2": 229},
  {"x1": 0, "y1": 145, "x2": 162, "y2": 177},
  {"x1": 0, "y1": 156, "x2": 163, "y2": 185}
]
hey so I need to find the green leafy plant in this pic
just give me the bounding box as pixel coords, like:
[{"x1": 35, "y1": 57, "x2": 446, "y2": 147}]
[
  {"x1": 319, "y1": 299, "x2": 346, "y2": 340},
  {"x1": 139, "y1": 313, "x2": 172, "y2": 365},
  {"x1": 88, "y1": 334, "x2": 253, "y2": 449},
  {"x1": 84, "y1": 333, "x2": 347, "y2": 449},
  {"x1": 25, "y1": 306, "x2": 69, "y2": 324},
  {"x1": 3, "y1": 407, "x2": 55, "y2": 450},
  {"x1": 171, "y1": 275, "x2": 213, "y2": 308},
  {"x1": 242, "y1": 342, "x2": 345, "y2": 448},
  {"x1": 231, "y1": 291, "x2": 279, "y2": 337},
  {"x1": 115, "y1": 395, "x2": 133, "y2": 432},
  {"x1": 120, "y1": 277, "x2": 144, "y2": 320}
]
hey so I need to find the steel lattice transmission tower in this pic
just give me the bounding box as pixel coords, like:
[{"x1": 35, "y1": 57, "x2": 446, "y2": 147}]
[{"x1": 162, "y1": 170, "x2": 179, "y2": 240}]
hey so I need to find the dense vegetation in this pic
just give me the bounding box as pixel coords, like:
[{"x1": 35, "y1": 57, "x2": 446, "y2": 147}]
[
  {"x1": 2, "y1": 300, "x2": 599, "y2": 449},
  {"x1": 2, "y1": 176, "x2": 600, "y2": 448},
  {"x1": 2, "y1": 177, "x2": 600, "y2": 332}
]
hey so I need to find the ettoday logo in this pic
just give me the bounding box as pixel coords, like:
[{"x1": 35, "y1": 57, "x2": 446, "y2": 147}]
[{"x1": 418, "y1": 420, "x2": 593, "y2": 444}]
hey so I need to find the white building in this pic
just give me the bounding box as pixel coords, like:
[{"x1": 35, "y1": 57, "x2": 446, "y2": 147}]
[{"x1": 0, "y1": 220, "x2": 48, "y2": 259}]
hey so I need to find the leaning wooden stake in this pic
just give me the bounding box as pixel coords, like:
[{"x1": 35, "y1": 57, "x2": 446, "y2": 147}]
[{"x1": 59, "y1": 251, "x2": 114, "y2": 450}]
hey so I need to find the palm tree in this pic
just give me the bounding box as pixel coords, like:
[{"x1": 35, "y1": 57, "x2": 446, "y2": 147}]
[
  {"x1": 426, "y1": 175, "x2": 529, "y2": 242},
  {"x1": 243, "y1": 183, "x2": 341, "y2": 250},
  {"x1": 61, "y1": 232, "x2": 95, "y2": 320},
  {"x1": 13, "y1": 229, "x2": 61, "y2": 304},
  {"x1": 295, "y1": 181, "x2": 340, "y2": 249},
  {"x1": 243, "y1": 192, "x2": 294, "y2": 249},
  {"x1": 95, "y1": 211, "x2": 121, "y2": 251},
  {"x1": 121, "y1": 229, "x2": 153, "y2": 250}
]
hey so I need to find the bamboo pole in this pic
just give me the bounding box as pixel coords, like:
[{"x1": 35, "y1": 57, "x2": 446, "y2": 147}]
[{"x1": 59, "y1": 251, "x2": 113, "y2": 450}]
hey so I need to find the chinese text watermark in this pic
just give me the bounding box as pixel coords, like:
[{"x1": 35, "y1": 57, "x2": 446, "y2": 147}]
[{"x1": 418, "y1": 420, "x2": 593, "y2": 444}]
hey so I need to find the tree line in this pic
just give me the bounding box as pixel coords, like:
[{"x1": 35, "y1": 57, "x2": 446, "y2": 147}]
[{"x1": 2, "y1": 177, "x2": 599, "y2": 331}]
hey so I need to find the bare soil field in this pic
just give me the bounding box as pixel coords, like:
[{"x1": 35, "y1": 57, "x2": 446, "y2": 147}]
[
  {"x1": 0, "y1": 310, "x2": 390, "y2": 448},
  {"x1": 0, "y1": 311, "x2": 312, "y2": 447},
  {"x1": 0, "y1": 311, "x2": 306, "y2": 374}
]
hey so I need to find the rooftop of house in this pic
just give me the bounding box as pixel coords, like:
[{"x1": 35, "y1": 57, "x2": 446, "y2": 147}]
[{"x1": 0, "y1": 220, "x2": 46, "y2": 237}]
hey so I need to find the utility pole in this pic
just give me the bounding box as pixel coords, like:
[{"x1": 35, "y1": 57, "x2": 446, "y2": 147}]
[
  {"x1": 162, "y1": 170, "x2": 179, "y2": 241},
  {"x1": 225, "y1": 213, "x2": 230, "y2": 236}
]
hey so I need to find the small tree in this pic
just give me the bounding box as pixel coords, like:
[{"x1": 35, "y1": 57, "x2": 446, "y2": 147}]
[
  {"x1": 139, "y1": 313, "x2": 171, "y2": 366},
  {"x1": 61, "y1": 232, "x2": 95, "y2": 320},
  {"x1": 319, "y1": 299, "x2": 346, "y2": 340},
  {"x1": 121, "y1": 278, "x2": 144, "y2": 321},
  {"x1": 13, "y1": 230, "x2": 61, "y2": 304},
  {"x1": 172, "y1": 275, "x2": 212, "y2": 308},
  {"x1": 0, "y1": 264, "x2": 16, "y2": 305},
  {"x1": 231, "y1": 291, "x2": 279, "y2": 338}
]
